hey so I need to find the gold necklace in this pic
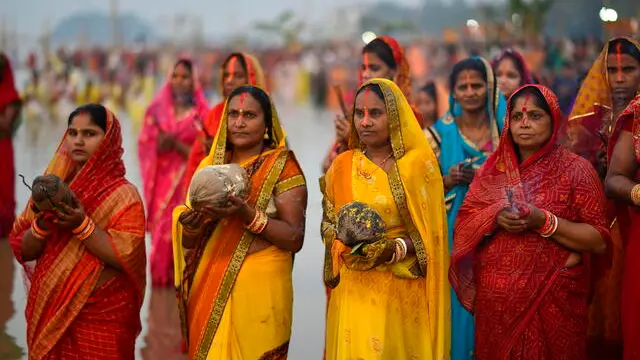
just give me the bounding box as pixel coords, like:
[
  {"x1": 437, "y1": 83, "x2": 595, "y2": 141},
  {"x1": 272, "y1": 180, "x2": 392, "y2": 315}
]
[{"x1": 357, "y1": 150, "x2": 394, "y2": 179}]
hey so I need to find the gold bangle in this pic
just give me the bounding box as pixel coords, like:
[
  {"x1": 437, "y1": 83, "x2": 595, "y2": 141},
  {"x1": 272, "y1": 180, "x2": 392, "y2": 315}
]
[{"x1": 631, "y1": 184, "x2": 640, "y2": 206}]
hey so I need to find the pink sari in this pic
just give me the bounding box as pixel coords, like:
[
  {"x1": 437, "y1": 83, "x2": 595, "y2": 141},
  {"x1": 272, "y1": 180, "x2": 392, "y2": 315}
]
[{"x1": 138, "y1": 60, "x2": 208, "y2": 287}]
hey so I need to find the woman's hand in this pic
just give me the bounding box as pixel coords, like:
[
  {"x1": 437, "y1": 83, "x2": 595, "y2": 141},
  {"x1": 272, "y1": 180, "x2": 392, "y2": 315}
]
[
  {"x1": 179, "y1": 208, "x2": 208, "y2": 231},
  {"x1": 200, "y1": 196, "x2": 252, "y2": 222},
  {"x1": 445, "y1": 165, "x2": 475, "y2": 188},
  {"x1": 201, "y1": 135, "x2": 214, "y2": 154},
  {"x1": 53, "y1": 198, "x2": 86, "y2": 230},
  {"x1": 334, "y1": 114, "x2": 351, "y2": 143},
  {"x1": 157, "y1": 131, "x2": 176, "y2": 152},
  {"x1": 496, "y1": 208, "x2": 527, "y2": 233},
  {"x1": 521, "y1": 204, "x2": 546, "y2": 231}
]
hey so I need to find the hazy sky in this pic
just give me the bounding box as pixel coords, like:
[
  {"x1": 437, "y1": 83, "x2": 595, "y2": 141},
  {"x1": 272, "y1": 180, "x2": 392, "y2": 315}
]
[{"x1": 3, "y1": 0, "x2": 490, "y2": 39}]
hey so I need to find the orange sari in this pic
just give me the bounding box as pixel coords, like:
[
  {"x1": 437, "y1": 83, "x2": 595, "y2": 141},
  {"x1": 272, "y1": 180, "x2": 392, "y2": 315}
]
[
  {"x1": 568, "y1": 37, "x2": 640, "y2": 358},
  {"x1": 9, "y1": 109, "x2": 146, "y2": 360},
  {"x1": 173, "y1": 87, "x2": 305, "y2": 359}
]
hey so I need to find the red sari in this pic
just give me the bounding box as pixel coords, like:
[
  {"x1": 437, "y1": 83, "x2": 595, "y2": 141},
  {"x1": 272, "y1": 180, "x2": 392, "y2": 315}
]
[
  {"x1": 608, "y1": 94, "x2": 640, "y2": 360},
  {"x1": 450, "y1": 85, "x2": 611, "y2": 360},
  {"x1": 0, "y1": 53, "x2": 21, "y2": 237},
  {"x1": 9, "y1": 109, "x2": 147, "y2": 360}
]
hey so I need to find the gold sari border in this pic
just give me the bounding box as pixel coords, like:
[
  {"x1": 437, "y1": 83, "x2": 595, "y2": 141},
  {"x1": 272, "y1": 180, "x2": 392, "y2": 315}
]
[
  {"x1": 382, "y1": 83, "x2": 406, "y2": 160},
  {"x1": 319, "y1": 174, "x2": 340, "y2": 288},
  {"x1": 194, "y1": 150, "x2": 289, "y2": 359},
  {"x1": 274, "y1": 175, "x2": 306, "y2": 196},
  {"x1": 388, "y1": 164, "x2": 428, "y2": 277}
]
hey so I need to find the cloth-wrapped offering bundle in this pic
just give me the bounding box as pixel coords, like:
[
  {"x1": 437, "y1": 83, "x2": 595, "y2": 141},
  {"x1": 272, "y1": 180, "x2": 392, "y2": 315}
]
[
  {"x1": 189, "y1": 164, "x2": 249, "y2": 210},
  {"x1": 31, "y1": 174, "x2": 76, "y2": 211},
  {"x1": 337, "y1": 201, "x2": 386, "y2": 247}
]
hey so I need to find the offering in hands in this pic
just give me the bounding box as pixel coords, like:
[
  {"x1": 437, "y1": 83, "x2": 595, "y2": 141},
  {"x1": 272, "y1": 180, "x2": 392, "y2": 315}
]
[
  {"x1": 337, "y1": 201, "x2": 386, "y2": 248},
  {"x1": 189, "y1": 164, "x2": 249, "y2": 210}
]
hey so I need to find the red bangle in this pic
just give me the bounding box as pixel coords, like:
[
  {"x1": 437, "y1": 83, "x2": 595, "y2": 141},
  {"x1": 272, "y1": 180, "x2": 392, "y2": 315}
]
[{"x1": 31, "y1": 219, "x2": 51, "y2": 241}]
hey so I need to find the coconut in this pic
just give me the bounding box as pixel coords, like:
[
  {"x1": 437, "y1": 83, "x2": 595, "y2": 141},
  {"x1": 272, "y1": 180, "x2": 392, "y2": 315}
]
[
  {"x1": 31, "y1": 174, "x2": 76, "y2": 211},
  {"x1": 336, "y1": 201, "x2": 386, "y2": 247},
  {"x1": 189, "y1": 164, "x2": 249, "y2": 210}
]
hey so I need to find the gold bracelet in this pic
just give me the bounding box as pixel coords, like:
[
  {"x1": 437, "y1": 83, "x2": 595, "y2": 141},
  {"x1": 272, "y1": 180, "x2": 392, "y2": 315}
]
[{"x1": 631, "y1": 184, "x2": 640, "y2": 206}]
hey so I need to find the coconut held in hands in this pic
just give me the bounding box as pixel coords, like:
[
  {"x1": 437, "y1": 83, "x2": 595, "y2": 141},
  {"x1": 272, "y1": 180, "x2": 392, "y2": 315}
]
[
  {"x1": 31, "y1": 174, "x2": 76, "y2": 212},
  {"x1": 336, "y1": 201, "x2": 387, "y2": 247},
  {"x1": 189, "y1": 164, "x2": 249, "y2": 210}
]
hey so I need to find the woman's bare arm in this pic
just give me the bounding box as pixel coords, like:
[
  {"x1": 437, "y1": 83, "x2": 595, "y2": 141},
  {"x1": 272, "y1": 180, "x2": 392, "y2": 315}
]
[
  {"x1": 240, "y1": 186, "x2": 308, "y2": 253},
  {"x1": 605, "y1": 130, "x2": 639, "y2": 205}
]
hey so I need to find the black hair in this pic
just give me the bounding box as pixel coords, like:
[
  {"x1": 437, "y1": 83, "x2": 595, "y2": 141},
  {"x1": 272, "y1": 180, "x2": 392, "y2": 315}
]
[
  {"x1": 362, "y1": 39, "x2": 397, "y2": 70},
  {"x1": 496, "y1": 52, "x2": 527, "y2": 84},
  {"x1": 68, "y1": 104, "x2": 108, "y2": 132},
  {"x1": 227, "y1": 86, "x2": 275, "y2": 146},
  {"x1": 508, "y1": 86, "x2": 552, "y2": 117},
  {"x1": 174, "y1": 59, "x2": 193, "y2": 74},
  {"x1": 607, "y1": 38, "x2": 640, "y2": 64},
  {"x1": 449, "y1": 58, "x2": 487, "y2": 90},
  {"x1": 222, "y1": 53, "x2": 248, "y2": 74},
  {"x1": 355, "y1": 83, "x2": 385, "y2": 101},
  {"x1": 419, "y1": 81, "x2": 438, "y2": 103}
]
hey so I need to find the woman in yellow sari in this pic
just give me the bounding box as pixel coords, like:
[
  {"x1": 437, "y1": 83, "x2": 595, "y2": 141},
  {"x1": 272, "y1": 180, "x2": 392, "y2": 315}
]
[
  {"x1": 172, "y1": 85, "x2": 307, "y2": 359},
  {"x1": 321, "y1": 78, "x2": 450, "y2": 359}
]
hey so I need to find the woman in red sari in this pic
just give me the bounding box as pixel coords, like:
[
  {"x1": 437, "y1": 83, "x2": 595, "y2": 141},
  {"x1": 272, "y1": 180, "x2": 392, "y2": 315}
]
[
  {"x1": 0, "y1": 53, "x2": 22, "y2": 238},
  {"x1": 138, "y1": 58, "x2": 209, "y2": 287},
  {"x1": 605, "y1": 94, "x2": 640, "y2": 360},
  {"x1": 450, "y1": 85, "x2": 610, "y2": 360},
  {"x1": 568, "y1": 37, "x2": 640, "y2": 358},
  {"x1": 10, "y1": 104, "x2": 146, "y2": 360},
  {"x1": 183, "y1": 53, "x2": 266, "y2": 186}
]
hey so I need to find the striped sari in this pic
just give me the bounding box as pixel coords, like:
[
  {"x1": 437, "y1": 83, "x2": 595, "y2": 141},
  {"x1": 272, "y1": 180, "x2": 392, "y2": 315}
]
[{"x1": 9, "y1": 109, "x2": 146, "y2": 360}]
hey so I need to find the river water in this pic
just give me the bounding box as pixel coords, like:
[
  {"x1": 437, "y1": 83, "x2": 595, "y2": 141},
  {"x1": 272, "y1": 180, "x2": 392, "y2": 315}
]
[{"x1": 4, "y1": 101, "x2": 333, "y2": 359}]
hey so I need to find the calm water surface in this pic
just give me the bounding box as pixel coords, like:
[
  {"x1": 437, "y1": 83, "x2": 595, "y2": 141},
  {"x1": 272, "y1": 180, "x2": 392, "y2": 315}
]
[{"x1": 5, "y1": 102, "x2": 333, "y2": 359}]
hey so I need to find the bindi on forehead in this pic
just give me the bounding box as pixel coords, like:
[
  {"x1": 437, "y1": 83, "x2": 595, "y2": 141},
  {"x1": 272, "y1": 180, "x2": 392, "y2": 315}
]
[
  {"x1": 615, "y1": 42, "x2": 623, "y2": 81},
  {"x1": 465, "y1": 72, "x2": 472, "y2": 91},
  {"x1": 521, "y1": 93, "x2": 531, "y2": 113}
]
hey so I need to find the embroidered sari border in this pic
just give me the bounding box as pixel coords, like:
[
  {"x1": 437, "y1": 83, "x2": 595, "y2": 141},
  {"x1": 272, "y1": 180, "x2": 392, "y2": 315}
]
[
  {"x1": 274, "y1": 174, "x2": 306, "y2": 196},
  {"x1": 388, "y1": 163, "x2": 428, "y2": 276}
]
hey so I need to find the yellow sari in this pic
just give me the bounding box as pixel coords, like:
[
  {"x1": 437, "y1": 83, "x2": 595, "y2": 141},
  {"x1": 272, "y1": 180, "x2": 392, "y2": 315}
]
[
  {"x1": 321, "y1": 79, "x2": 450, "y2": 359},
  {"x1": 172, "y1": 87, "x2": 305, "y2": 360}
]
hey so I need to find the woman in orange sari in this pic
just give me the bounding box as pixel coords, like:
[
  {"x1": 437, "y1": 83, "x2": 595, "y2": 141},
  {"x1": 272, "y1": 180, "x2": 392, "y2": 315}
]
[
  {"x1": 139, "y1": 58, "x2": 209, "y2": 287},
  {"x1": 184, "y1": 53, "x2": 266, "y2": 185},
  {"x1": 173, "y1": 85, "x2": 307, "y2": 359},
  {"x1": 605, "y1": 94, "x2": 640, "y2": 360},
  {"x1": 568, "y1": 37, "x2": 640, "y2": 359},
  {"x1": 322, "y1": 36, "x2": 427, "y2": 173},
  {"x1": 9, "y1": 104, "x2": 146, "y2": 359},
  {"x1": 451, "y1": 85, "x2": 610, "y2": 360}
]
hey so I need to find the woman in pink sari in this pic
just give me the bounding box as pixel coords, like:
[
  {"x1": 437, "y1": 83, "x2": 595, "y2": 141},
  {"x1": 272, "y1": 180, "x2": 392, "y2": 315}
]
[{"x1": 138, "y1": 58, "x2": 208, "y2": 287}]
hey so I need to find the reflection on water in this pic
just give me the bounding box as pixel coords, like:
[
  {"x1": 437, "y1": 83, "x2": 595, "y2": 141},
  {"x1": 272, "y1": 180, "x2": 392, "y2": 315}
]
[
  {"x1": 140, "y1": 288, "x2": 186, "y2": 360},
  {"x1": 6, "y1": 104, "x2": 331, "y2": 359}
]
